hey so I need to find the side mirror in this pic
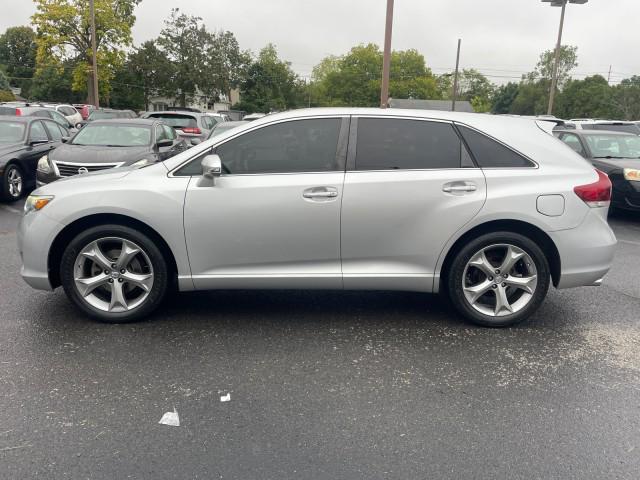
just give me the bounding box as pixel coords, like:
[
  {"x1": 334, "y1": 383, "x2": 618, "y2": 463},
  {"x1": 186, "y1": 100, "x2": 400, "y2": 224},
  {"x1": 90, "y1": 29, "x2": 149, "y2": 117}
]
[
  {"x1": 190, "y1": 138, "x2": 201, "y2": 146},
  {"x1": 157, "y1": 139, "x2": 173, "y2": 148},
  {"x1": 29, "y1": 139, "x2": 48, "y2": 146},
  {"x1": 201, "y1": 154, "x2": 222, "y2": 180},
  {"x1": 61, "y1": 136, "x2": 70, "y2": 143}
]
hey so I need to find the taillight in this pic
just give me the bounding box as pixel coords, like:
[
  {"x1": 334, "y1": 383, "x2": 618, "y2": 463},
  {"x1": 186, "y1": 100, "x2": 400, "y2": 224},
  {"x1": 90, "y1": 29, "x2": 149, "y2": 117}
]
[
  {"x1": 180, "y1": 127, "x2": 201, "y2": 135},
  {"x1": 15, "y1": 108, "x2": 22, "y2": 116},
  {"x1": 574, "y1": 169, "x2": 612, "y2": 207}
]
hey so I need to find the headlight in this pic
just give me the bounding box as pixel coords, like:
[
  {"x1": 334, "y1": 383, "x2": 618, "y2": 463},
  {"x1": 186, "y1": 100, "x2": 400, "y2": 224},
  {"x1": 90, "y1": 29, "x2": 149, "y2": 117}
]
[
  {"x1": 37, "y1": 155, "x2": 51, "y2": 173},
  {"x1": 24, "y1": 195, "x2": 54, "y2": 215},
  {"x1": 623, "y1": 168, "x2": 640, "y2": 181},
  {"x1": 130, "y1": 159, "x2": 151, "y2": 168}
]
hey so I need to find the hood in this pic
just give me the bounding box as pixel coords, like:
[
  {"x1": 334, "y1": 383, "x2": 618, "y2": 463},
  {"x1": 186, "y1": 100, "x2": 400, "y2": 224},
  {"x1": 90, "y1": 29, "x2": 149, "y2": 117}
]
[
  {"x1": 592, "y1": 158, "x2": 640, "y2": 173},
  {"x1": 0, "y1": 142, "x2": 25, "y2": 157},
  {"x1": 49, "y1": 144, "x2": 150, "y2": 165}
]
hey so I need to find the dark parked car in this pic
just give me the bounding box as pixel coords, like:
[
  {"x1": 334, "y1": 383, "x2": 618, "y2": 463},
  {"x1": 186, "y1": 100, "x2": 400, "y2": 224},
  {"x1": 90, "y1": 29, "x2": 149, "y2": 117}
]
[
  {"x1": 0, "y1": 117, "x2": 66, "y2": 201},
  {"x1": 36, "y1": 119, "x2": 188, "y2": 185},
  {"x1": 556, "y1": 129, "x2": 640, "y2": 211},
  {"x1": 141, "y1": 111, "x2": 215, "y2": 145}
]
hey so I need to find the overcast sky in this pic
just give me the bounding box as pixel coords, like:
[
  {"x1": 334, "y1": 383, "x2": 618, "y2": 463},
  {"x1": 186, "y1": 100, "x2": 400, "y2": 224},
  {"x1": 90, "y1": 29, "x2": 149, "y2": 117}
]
[{"x1": 2, "y1": 0, "x2": 637, "y2": 84}]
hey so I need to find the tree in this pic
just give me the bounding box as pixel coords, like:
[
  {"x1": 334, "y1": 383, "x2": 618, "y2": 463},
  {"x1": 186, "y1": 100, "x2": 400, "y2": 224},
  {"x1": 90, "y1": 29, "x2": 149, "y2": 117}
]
[
  {"x1": 157, "y1": 9, "x2": 209, "y2": 107},
  {"x1": 30, "y1": 61, "x2": 79, "y2": 102},
  {"x1": 0, "y1": 70, "x2": 10, "y2": 91},
  {"x1": 555, "y1": 75, "x2": 616, "y2": 119},
  {"x1": 509, "y1": 81, "x2": 549, "y2": 116},
  {"x1": 202, "y1": 31, "x2": 250, "y2": 103},
  {"x1": 125, "y1": 40, "x2": 175, "y2": 110},
  {"x1": 612, "y1": 76, "x2": 640, "y2": 120},
  {"x1": 236, "y1": 44, "x2": 304, "y2": 113},
  {"x1": 454, "y1": 69, "x2": 494, "y2": 112},
  {"x1": 0, "y1": 26, "x2": 36, "y2": 97},
  {"x1": 31, "y1": 0, "x2": 140, "y2": 103},
  {"x1": 491, "y1": 82, "x2": 520, "y2": 114},
  {"x1": 530, "y1": 45, "x2": 578, "y2": 87}
]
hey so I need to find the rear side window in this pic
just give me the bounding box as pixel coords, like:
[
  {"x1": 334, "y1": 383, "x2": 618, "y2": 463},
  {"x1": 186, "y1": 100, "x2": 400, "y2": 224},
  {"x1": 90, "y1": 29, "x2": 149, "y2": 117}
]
[
  {"x1": 43, "y1": 121, "x2": 64, "y2": 141},
  {"x1": 355, "y1": 118, "x2": 463, "y2": 170},
  {"x1": 58, "y1": 106, "x2": 76, "y2": 116},
  {"x1": 457, "y1": 125, "x2": 534, "y2": 168}
]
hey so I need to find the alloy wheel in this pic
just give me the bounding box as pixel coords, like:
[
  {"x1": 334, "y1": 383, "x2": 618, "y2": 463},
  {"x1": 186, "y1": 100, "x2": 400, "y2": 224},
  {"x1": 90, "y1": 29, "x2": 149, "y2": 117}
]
[
  {"x1": 7, "y1": 167, "x2": 22, "y2": 198},
  {"x1": 73, "y1": 237, "x2": 154, "y2": 313},
  {"x1": 462, "y1": 243, "x2": 538, "y2": 317}
]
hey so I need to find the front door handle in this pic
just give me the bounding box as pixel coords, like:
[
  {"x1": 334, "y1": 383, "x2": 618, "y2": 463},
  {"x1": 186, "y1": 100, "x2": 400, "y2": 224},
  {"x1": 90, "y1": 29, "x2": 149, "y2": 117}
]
[
  {"x1": 303, "y1": 187, "x2": 339, "y2": 199},
  {"x1": 443, "y1": 181, "x2": 477, "y2": 194}
]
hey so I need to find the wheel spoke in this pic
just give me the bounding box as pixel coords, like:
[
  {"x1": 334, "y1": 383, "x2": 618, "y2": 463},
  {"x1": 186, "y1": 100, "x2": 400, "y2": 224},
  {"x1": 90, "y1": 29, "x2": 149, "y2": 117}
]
[
  {"x1": 122, "y1": 271, "x2": 153, "y2": 292},
  {"x1": 468, "y1": 251, "x2": 495, "y2": 278},
  {"x1": 498, "y1": 245, "x2": 525, "y2": 275},
  {"x1": 80, "y1": 241, "x2": 113, "y2": 271},
  {"x1": 108, "y1": 281, "x2": 128, "y2": 312},
  {"x1": 463, "y1": 279, "x2": 493, "y2": 305},
  {"x1": 494, "y1": 285, "x2": 514, "y2": 316},
  {"x1": 505, "y1": 274, "x2": 538, "y2": 294},
  {"x1": 75, "y1": 273, "x2": 109, "y2": 297},
  {"x1": 116, "y1": 240, "x2": 140, "y2": 271}
]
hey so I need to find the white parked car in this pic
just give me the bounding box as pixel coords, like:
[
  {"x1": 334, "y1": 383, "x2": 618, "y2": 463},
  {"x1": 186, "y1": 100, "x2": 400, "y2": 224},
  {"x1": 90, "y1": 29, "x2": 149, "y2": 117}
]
[
  {"x1": 18, "y1": 108, "x2": 616, "y2": 327},
  {"x1": 566, "y1": 119, "x2": 640, "y2": 135},
  {"x1": 43, "y1": 104, "x2": 83, "y2": 128}
]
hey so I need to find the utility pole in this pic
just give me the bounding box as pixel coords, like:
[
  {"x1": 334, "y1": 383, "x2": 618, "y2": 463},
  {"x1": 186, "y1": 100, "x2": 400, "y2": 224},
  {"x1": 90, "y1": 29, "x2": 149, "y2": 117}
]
[
  {"x1": 547, "y1": 0, "x2": 567, "y2": 115},
  {"x1": 451, "y1": 38, "x2": 462, "y2": 112},
  {"x1": 380, "y1": 0, "x2": 394, "y2": 108},
  {"x1": 607, "y1": 65, "x2": 612, "y2": 84},
  {"x1": 89, "y1": 0, "x2": 99, "y2": 108}
]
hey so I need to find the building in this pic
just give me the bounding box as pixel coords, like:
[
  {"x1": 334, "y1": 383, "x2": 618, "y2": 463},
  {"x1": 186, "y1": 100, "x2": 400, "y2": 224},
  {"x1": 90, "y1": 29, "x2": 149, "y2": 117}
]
[
  {"x1": 148, "y1": 88, "x2": 240, "y2": 113},
  {"x1": 389, "y1": 98, "x2": 474, "y2": 113}
]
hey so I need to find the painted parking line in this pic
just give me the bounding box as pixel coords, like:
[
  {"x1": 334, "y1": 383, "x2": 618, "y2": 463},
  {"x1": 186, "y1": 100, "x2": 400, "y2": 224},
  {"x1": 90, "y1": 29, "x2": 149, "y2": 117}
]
[{"x1": 0, "y1": 205, "x2": 21, "y2": 215}]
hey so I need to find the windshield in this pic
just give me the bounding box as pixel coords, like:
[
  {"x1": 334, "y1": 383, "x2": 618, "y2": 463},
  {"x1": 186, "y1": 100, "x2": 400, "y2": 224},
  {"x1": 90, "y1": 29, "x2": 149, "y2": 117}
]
[
  {"x1": 0, "y1": 121, "x2": 26, "y2": 143},
  {"x1": 89, "y1": 111, "x2": 120, "y2": 120},
  {"x1": 582, "y1": 124, "x2": 640, "y2": 135},
  {"x1": 148, "y1": 114, "x2": 197, "y2": 129},
  {"x1": 71, "y1": 124, "x2": 151, "y2": 147},
  {"x1": 585, "y1": 134, "x2": 640, "y2": 159}
]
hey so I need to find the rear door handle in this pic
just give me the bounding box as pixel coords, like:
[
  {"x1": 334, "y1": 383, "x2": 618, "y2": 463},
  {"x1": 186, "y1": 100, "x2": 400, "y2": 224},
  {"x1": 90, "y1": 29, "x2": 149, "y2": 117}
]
[
  {"x1": 303, "y1": 187, "x2": 339, "y2": 199},
  {"x1": 443, "y1": 182, "x2": 477, "y2": 194}
]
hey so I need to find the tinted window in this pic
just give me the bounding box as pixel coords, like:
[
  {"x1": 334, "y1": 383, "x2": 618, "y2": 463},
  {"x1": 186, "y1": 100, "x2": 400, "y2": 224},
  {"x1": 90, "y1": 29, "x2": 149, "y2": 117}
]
[
  {"x1": 44, "y1": 121, "x2": 64, "y2": 141},
  {"x1": 457, "y1": 125, "x2": 533, "y2": 168},
  {"x1": 201, "y1": 116, "x2": 213, "y2": 129},
  {"x1": 588, "y1": 124, "x2": 640, "y2": 135},
  {"x1": 215, "y1": 118, "x2": 341, "y2": 174},
  {"x1": 0, "y1": 121, "x2": 26, "y2": 142},
  {"x1": 147, "y1": 114, "x2": 197, "y2": 129},
  {"x1": 355, "y1": 118, "x2": 462, "y2": 170},
  {"x1": 163, "y1": 125, "x2": 176, "y2": 140},
  {"x1": 156, "y1": 125, "x2": 169, "y2": 142},
  {"x1": 58, "y1": 106, "x2": 76, "y2": 116},
  {"x1": 29, "y1": 121, "x2": 49, "y2": 142}
]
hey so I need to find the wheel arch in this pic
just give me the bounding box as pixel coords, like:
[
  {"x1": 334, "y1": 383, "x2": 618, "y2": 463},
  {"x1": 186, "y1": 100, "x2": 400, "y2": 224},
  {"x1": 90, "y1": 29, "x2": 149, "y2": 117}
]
[
  {"x1": 438, "y1": 219, "x2": 561, "y2": 291},
  {"x1": 48, "y1": 213, "x2": 178, "y2": 289}
]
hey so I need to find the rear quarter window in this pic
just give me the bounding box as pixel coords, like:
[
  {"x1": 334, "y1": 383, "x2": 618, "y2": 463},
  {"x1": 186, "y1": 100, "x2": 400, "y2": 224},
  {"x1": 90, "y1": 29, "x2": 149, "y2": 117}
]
[{"x1": 457, "y1": 125, "x2": 535, "y2": 168}]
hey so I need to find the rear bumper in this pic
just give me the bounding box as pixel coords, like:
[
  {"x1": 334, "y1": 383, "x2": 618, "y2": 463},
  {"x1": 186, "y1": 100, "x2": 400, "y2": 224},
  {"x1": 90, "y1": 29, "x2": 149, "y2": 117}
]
[{"x1": 549, "y1": 208, "x2": 617, "y2": 289}]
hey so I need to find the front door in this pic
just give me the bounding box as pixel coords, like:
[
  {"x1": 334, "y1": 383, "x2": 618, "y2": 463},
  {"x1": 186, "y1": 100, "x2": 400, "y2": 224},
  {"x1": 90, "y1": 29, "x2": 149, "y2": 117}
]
[{"x1": 182, "y1": 116, "x2": 349, "y2": 290}]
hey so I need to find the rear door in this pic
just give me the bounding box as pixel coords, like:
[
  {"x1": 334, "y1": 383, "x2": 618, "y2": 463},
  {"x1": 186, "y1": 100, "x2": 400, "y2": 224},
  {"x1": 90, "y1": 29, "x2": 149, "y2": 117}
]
[{"x1": 340, "y1": 116, "x2": 487, "y2": 292}]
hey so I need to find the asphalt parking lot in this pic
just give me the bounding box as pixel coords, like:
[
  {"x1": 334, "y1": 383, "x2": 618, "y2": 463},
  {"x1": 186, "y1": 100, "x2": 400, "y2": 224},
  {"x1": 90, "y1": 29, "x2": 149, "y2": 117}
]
[{"x1": 0, "y1": 200, "x2": 639, "y2": 479}]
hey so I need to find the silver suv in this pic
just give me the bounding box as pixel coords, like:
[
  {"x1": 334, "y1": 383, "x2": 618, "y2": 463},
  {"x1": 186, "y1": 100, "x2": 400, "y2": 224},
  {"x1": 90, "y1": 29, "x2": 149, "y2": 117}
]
[{"x1": 18, "y1": 108, "x2": 617, "y2": 327}]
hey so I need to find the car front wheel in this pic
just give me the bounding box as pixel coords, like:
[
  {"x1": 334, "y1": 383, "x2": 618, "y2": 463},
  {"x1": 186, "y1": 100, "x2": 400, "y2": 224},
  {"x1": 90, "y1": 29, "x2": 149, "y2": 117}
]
[
  {"x1": 60, "y1": 225, "x2": 169, "y2": 323},
  {"x1": 447, "y1": 232, "x2": 550, "y2": 327},
  {"x1": 1, "y1": 164, "x2": 23, "y2": 202}
]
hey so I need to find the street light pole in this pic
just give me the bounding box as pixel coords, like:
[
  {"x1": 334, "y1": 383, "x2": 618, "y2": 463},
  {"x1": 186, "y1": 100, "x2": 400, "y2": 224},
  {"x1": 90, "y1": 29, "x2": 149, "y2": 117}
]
[
  {"x1": 89, "y1": 0, "x2": 99, "y2": 108},
  {"x1": 380, "y1": 0, "x2": 394, "y2": 108},
  {"x1": 451, "y1": 39, "x2": 462, "y2": 112},
  {"x1": 547, "y1": 0, "x2": 566, "y2": 115}
]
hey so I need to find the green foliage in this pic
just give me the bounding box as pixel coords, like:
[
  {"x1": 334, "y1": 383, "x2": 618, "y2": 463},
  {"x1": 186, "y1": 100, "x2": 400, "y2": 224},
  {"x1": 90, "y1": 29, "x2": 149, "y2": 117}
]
[
  {"x1": 529, "y1": 45, "x2": 578, "y2": 87},
  {"x1": 491, "y1": 82, "x2": 519, "y2": 114},
  {"x1": 31, "y1": 0, "x2": 140, "y2": 102},
  {"x1": 0, "y1": 26, "x2": 36, "y2": 97},
  {"x1": 0, "y1": 89, "x2": 15, "y2": 102},
  {"x1": 612, "y1": 76, "x2": 640, "y2": 120},
  {"x1": 237, "y1": 44, "x2": 305, "y2": 113},
  {"x1": 30, "y1": 61, "x2": 81, "y2": 102},
  {"x1": 509, "y1": 80, "x2": 549, "y2": 116},
  {"x1": 555, "y1": 75, "x2": 616, "y2": 119},
  {"x1": 123, "y1": 40, "x2": 175, "y2": 109},
  {"x1": 0, "y1": 70, "x2": 10, "y2": 90}
]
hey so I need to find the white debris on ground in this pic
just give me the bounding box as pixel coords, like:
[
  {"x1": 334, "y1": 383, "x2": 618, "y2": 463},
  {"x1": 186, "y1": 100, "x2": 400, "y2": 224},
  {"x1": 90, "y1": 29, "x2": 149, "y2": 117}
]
[
  {"x1": 220, "y1": 393, "x2": 231, "y2": 402},
  {"x1": 158, "y1": 409, "x2": 180, "y2": 427}
]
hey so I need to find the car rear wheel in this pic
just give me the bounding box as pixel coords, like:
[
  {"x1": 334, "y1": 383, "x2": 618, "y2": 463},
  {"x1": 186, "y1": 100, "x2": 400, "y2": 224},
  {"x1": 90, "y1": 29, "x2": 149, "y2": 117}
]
[
  {"x1": 1, "y1": 164, "x2": 24, "y2": 202},
  {"x1": 60, "y1": 225, "x2": 169, "y2": 323},
  {"x1": 447, "y1": 232, "x2": 550, "y2": 327}
]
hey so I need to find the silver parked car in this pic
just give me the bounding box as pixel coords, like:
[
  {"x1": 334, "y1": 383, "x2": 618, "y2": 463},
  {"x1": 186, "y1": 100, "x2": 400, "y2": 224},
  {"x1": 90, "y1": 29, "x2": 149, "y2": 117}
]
[{"x1": 18, "y1": 108, "x2": 617, "y2": 327}]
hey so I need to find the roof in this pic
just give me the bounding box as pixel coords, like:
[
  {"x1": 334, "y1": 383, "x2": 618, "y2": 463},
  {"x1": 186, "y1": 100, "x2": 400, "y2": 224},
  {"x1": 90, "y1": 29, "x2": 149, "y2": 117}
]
[
  {"x1": 388, "y1": 98, "x2": 475, "y2": 113},
  {"x1": 146, "y1": 110, "x2": 202, "y2": 117},
  {"x1": 0, "y1": 116, "x2": 35, "y2": 123},
  {"x1": 87, "y1": 118, "x2": 157, "y2": 126}
]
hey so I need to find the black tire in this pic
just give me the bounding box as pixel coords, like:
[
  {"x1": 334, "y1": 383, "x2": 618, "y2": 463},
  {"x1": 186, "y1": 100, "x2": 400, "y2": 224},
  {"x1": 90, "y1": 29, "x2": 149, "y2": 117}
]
[
  {"x1": 1, "y1": 163, "x2": 24, "y2": 202},
  {"x1": 446, "y1": 231, "x2": 550, "y2": 328},
  {"x1": 60, "y1": 224, "x2": 169, "y2": 323}
]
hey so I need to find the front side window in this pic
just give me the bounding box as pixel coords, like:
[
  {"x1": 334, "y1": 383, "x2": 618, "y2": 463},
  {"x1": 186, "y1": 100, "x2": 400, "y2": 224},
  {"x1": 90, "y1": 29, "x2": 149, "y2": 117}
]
[
  {"x1": 559, "y1": 133, "x2": 585, "y2": 156},
  {"x1": 163, "y1": 125, "x2": 177, "y2": 140},
  {"x1": 44, "y1": 121, "x2": 64, "y2": 141},
  {"x1": 29, "y1": 121, "x2": 49, "y2": 143},
  {"x1": 355, "y1": 118, "x2": 463, "y2": 170},
  {"x1": 155, "y1": 125, "x2": 169, "y2": 143},
  {"x1": 457, "y1": 125, "x2": 534, "y2": 168},
  {"x1": 584, "y1": 134, "x2": 640, "y2": 159},
  {"x1": 215, "y1": 118, "x2": 341, "y2": 174},
  {"x1": 71, "y1": 125, "x2": 151, "y2": 147}
]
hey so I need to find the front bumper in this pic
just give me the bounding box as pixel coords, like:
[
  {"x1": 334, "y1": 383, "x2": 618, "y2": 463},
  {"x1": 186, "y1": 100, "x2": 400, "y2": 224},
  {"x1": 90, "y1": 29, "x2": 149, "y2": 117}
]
[
  {"x1": 549, "y1": 208, "x2": 617, "y2": 289},
  {"x1": 36, "y1": 169, "x2": 60, "y2": 186},
  {"x1": 18, "y1": 210, "x2": 65, "y2": 291}
]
